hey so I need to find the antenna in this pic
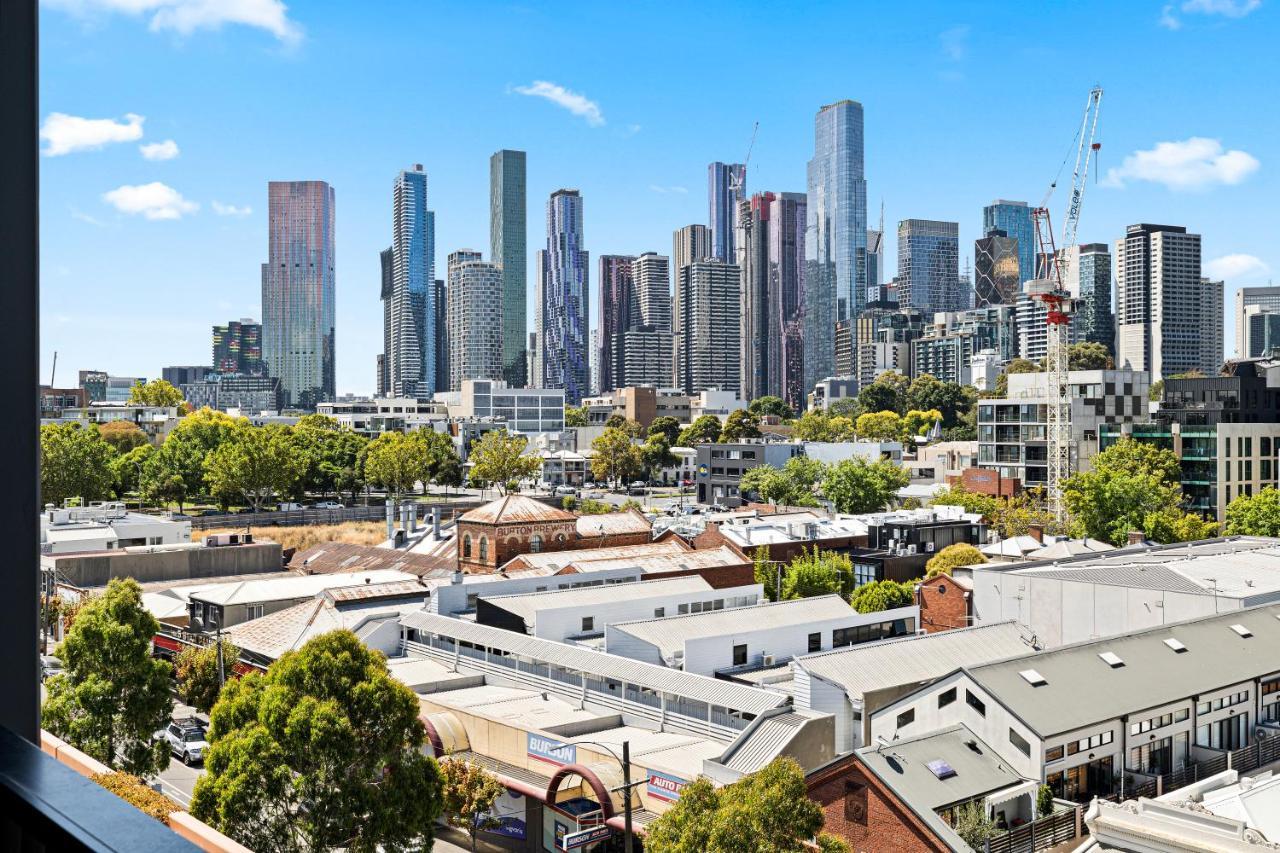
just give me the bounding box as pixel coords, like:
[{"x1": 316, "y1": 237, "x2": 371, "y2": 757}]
[
  {"x1": 729, "y1": 122, "x2": 759, "y2": 199},
  {"x1": 50, "y1": 350, "x2": 57, "y2": 387}
]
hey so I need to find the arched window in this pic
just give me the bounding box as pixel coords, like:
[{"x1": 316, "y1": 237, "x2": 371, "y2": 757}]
[
  {"x1": 529, "y1": 534, "x2": 543, "y2": 553},
  {"x1": 479, "y1": 537, "x2": 489, "y2": 562},
  {"x1": 462, "y1": 534, "x2": 472, "y2": 559}
]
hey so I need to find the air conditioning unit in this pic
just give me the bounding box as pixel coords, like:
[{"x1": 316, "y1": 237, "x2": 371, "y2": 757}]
[
  {"x1": 925, "y1": 542, "x2": 935, "y2": 553},
  {"x1": 761, "y1": 653, "x2": 776, "y2": 666},
  {"x1": 907, "y1": 544, "x2": 918, "y2": 555}
]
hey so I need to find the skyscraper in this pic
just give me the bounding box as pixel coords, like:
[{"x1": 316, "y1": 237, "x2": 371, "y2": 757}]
[
  {"x1": 974, "y1": 231, "x2": 1020, "y2": 306},
  {"x1": 1235, "y1": 287, "x2": 1280, "y2": 357},
  {"x1": 1116, "y1": 223, "x2": 1222, "y2": 379},
  {"x1": 433, "y1": 277, "x2": 449, "y2": 392},
  {"x1": 539, "y1": 190, "x2": 590, "y2": 404},
  {"x1": 678, "y1": 260, "x2": 740, "y2": 395},
  {"x1": 377, "y1": 247, "x2": 393, "y2": 396},
  {"x1": 805, "y1": 100, "x2": 868, "y2": 393},
  {"x1": 622, "y1": 252, "x2": 673, "y2": 387},
  {"x1": 386, "y1": 165, "x2": 434, "y2": 398},
  {"x1": 708, "y1": 162, "x2": 746, "y2": 263},
  {"x1": 983, "y1": 200, "x2": 1036, "y2": 284},
  {"x1": 1064, "y1": 243, "x2": 1114, "y2": 351},
  {"x1": 672, "y1": 224, "x2": 712, "y2": 388},
  {"x1": 447, "y1": 250, "x2": 503, "y2": 391},
  {"x1": 261, "y1": 180, "x2": 335, "y2": 409},
  {"x1": 740, "y1": 191, "x2": 807, "y2": 410},
  {"x1": 597, "y1": 254, "x2": 635, "y2": 394},
  {"x1": 212, "y1": 319, "x2": 264, "y2": 375},
  {"x1": 490, "y1": 150, "x2": 527, "y2": 386},
  {"x1": 866, "y1": 228, "x2": 885, "y2": 303},
  {"x1": 897, "y1": 219, "x2": 961, "y2": 317}
]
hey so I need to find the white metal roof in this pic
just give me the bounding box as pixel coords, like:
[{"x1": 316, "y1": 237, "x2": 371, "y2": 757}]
[
  {"x1": 400, "y1": 611, "x2": 787, "y2": 715},
  {"x1": 480, "y1": 576, "x2": 712, "y2": 623},
  {"x1": 190, "y1": 569, "x2": 419, "y2": 606}
]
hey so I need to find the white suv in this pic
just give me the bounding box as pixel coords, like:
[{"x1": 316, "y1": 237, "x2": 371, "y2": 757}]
[{"x1": 159, "y1": 719, "x2": 209, "y2": 765}]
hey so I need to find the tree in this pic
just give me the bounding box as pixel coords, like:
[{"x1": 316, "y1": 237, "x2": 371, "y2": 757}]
[
  {"x1": 1149, "y1": 378, "x2": 1165, "y2": 402},
  {"x1": 905, "y1": 374, "x2": 967, "y2": 426},
  {"x1": 191, "y1": 631, "x2": 443, "y2": 853},
  {"x1": 175, "y1": 639, "x2": 239, "y2": 714},
  {"x1": 605, "y1": 414, "x2": 643, "y2": 438},
  {"x1": 719, "y1": 408, "x2": 761, "y2": 442},
  {"x1": 953, "y1": 801, "x2": 997, "y2": 849},
  {"x1": 144, "y1": 408, "x2": 239, "y2": 511},
  {"x1": 993, "y1": 357, "x2": 1043, "y2": 397},
  {"x1": 591, "y1": 427, "x2": 643, "y2": 487},
  {"x1": 931, "y1": 485, "x2": 1001, "y2": 523},
  {"x1": 1225, "y1": 486, "x2": 1280, "y2": 536},
  {"x1": 640, "y1": 433, "x2": 676, "y2": 481},
  {"x1": 858, "y1": 371, "x2": 911, "y2": 416},
  {"x1": 110, "y1": 443, "x2": 154, "y2": 499},
  {"x1": 748, "y1": 396, "x2": 794, "y2": 420},
  {"x1": 848, "y1": 579, "x2": 916, "y2": 614},
  {"x1": 40, "y1": 423, "x2": 116, "y2": 506},
  {"x1": 128, "y1": 378, "x2": 184, "y2": 408},
  {"x1": 293, "y1": 414, "x2": 369, "y2": 499},
  {"x1": 855, "y1": 410, "x2": 903, "y2": 442},
  {"x1": 363, "y1": 431, "x2": 427, "y2": 497},
  {"x1": 468, "y1": 429, "x2": 541, "y2": 494},
  {"x1": 925, "y1": 543, "x2": 987, "y2": 578},
  {"x1": 564, "y1": 405, "x2": 589, "y2": 427},
  {"x1": 645, "y1": 757, "x2": 834, "y2": 853},
  {"x1": 42, "y1": 578, "x2": 172, "y2": 776},
  {"x1": 1069, "y1": 341, "x2": 1113, "y2": 370},
  {"x1": 783, "y1": 547, "x2": 855, "y2": 599},
  {"x1": 205, "y1": 423, "x2": 307, "y2": 511},
  {"x1": 98, "y1": 420, "x2": 149, "y2": 454},
  {"x1": 791, "y1": 410, "x2": 855, "y2": 442},
  {"x1": 440, "y1": 758, "x2": 506, "y2": 853},
  {"x1": 753, "y1": 547, "x2": 782, "y2": 602},
  {"x1": 740, "y1": 458, "x2": 824, "y2": 508},
  {"x1": 649, "y1": 415, "x2": 682, "y2": 446},
  {"x1": 1037, "y1": 784, "x2": 1055, "y2": 818},
  {"x1": 677, "y1": 414, "x2": 724, "y2": 447},
  {"x1": 821, "y1": 458, "x2": 909, "y2": 514},
  {"x1": 902, "y1": 409, "x2": 943, "y2": 442}
]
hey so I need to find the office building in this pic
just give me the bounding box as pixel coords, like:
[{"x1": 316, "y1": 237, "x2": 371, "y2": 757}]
[
  {"x1": 385, "y1": 165, "x2": 434, "y2": 398},
  {"x1": 740, "y1": 191, "x2": 807, "y2": 411},
  {"x1": 897, "y1": 219, "x2": 963, "y2": 316},
  {"x1": 806, "y1": 100, "x2": 868, "y2": 391},
  {"x1": 456, "y1": 379, "x2": 565, "y2": 434},
  {"x1": 78, "y1": 370, "x2": 108, "y2": 403},
  {"x1": 974, "y1": 231, "x2": 1020, "y2": 306},
  {"x1": 432, "y1": 277, "x2": 448, "y2": 392},
  {"x1": 1242, "y1": 305, "x2": 1280, "y2": 358},
  {"x1": 1116, "y1": 224, "x2": 1222, "y2": 379},
  {"x1": 982, "y1": 200, "x2": 1036, "y2": 284},
  {"x1": 852, "y1": 306, "x2": 926, "y2": 386},
  {"x1": 447, "y1": 250, "x2": 503, "y2": 391},
  {"x1": 708, "y1": 161, "x2": 746, "y2": 263},
  {"x1": 211, "y1": 319, "x2": 263, "y2": 376},
  {"x1": 866, "y1": 227, "x2": 884, "y2": 302},
  {"x1": 1235, "y1": 286, "x2": 1280, "y2": 357},
  {"x1": 539, "y1": 190, "x2": 590, "y2": 404},
  {"x1": 104, "y1": 375, "x2": 145, "y2": 403},
  {"x1": 377, "y1": 247, "x2": 393, "y2": 396},
  {"x1": 912, "y1": 306, "x2": 1018, "y2": 386},
  {"x1": 677, "y1": 260, "x2": 740, "y2": 395},
  {"x1": 1064, "y1": 243, "x2": 1115, "y2": 350},
  {"x1": 490, "y1": 150, "x2": 527, "y2": 386},
  {"x1": 261, "y1": 180, "x2": 336, "y2": 409},
  {"x1": 162, "y1": 366, "x2": 212, "y2": 387},
  {"x1": 672, "y1": 224, "x2": 712, "y2": 388},
  {"x1": 182, "y1": 374, "x2": 283, "y2": 413},
  {"x1": 597, "y1": 254, "x2": 634, "y2": 394}
]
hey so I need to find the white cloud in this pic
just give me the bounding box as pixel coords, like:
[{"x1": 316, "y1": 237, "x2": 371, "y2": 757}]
[
  {"x1": 1161, "y1": 0, "x2": 1260, "y2": 28},
  {"x1": 211, "y1": 200, "x2": 252, "y2": 217},
  {"x1": 139, "y1": 138, "x2": 180, "y2": 160},
  {"x1": 69, "y1": 206, "x2": 107, "y2": 226},
  {"x1": 42, "y1": 0, "x2": 301, "y2": 43},
  {"x1": 939, "y1": 25, "x2": 969, "y2": 61},
  {"x1": 40, "y1": 111, "x2": 144, "y2": 156},
  {"x1": 1101, "y1": 137, "x2": 1259, "y2": 190},
  {"x1": 1205, "y1": 253, "x2": 1270, "y2": 280},
  {"x1": 1159, "y1": 4, "x2": 1183, "y2": 27},
  {"x1": 648, "y1": 185, "x2": 688, "y2": 195},
  {"x1": 513, "y1": 80, "x2": 604, "y2": 126},
  {"x1": 102, "y1": 182, "x2": 198, "y2": 220}
]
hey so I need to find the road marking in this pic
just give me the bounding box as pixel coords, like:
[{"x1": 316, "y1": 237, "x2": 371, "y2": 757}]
[{"x1": 158, "y1": 778, "x2": 192, "y2": 807}]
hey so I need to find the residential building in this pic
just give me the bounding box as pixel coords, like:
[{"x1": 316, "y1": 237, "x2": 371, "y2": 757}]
[
  {"x1": 897, "y1": 219, "x2": 963, "y2": 316},
  {"x1": 432, "y1": 277, "x2": 448, "y2": 392},
  {"x1": 182, "y1": 374, "x2": 283, "y2": 413},
  {"x1": 40, "y1": 503, "x2": 192, "y2": 555},
  {"x1": 161, "y1": 366, "x2": 211, "y2": 387},
  {"x1": 378, "y1": 246, "x2": 393, "y2": 395},
  {"x1": 316, "y1": 396, "x2": 445, "y2": 435},
  {"x1": 490, "y1": 149, "x2": 527, "y2": 386},
  {"x1": 672, "y1": 223, "x2": 712, "y2": 387},
  {"x1": 677, "y1": 260, "x2": 740, "y2": 395},
  {"x1": 1235, "y1": 286, "x2": 1280, "y2": 357},
  {"x1": 982, "y1": 200, "x2": 1036, "y2": 284},
  {"x1": 1241, "y1": 305, "x2": 1280, "y2": 358},
  {"x1": 596, "y1": 254, "x2": 634, "y2": 394},
  {"x1": 974, "y1": 230, "x2": 1020, "y2": 306},
  {"x1": 708, "y1": 161, "x2": 745, "y2": 263},
  {"x1": 852, "y1": 305, "x2": 925, "y2": 385},
  {"x1": 852, "y1": 507, "x2": 987, "y2": 583},
  {"x1": 212, "y1": 318, "x2": 264, "y2": 376},
  {"x1": 187, "y1": 569, "x2": 416, "y2": 630},
  {"x1": 1065, "y1": 243, "x2": 1115, "y2": 351},
  {"x1": 695, "y1": 440, "x2": 803, "y2": 506},
  {"x1": 689, "y1": 388, "x2": 746, "y2": 422},
  {"x1": 911, "y1": 306, "x2": 1017, "y2": 386},
  {"x1": 740, "y1": 191, "x2": 807, "y2": 411},
  {"x1": 866, "y1": 226, "x2": 884, "y2": 297},
  {"x1": 385, "y1": 165, "x2": 435, "y2": 398},
  {"x1": 538, "y1": 449, "x2": 588, "y2": 488},
  {"x1": 539, "y1": 189, "x2": 590, "y2": 404},
  {"x1": 809, "y1": 376, "x2": 860, "y2": 411},
  {"x1": 103, "y1": 375, "x2": 145, "y2": 403},
  {"x1": 37, "y1": 386, "x2": 86, "y2": 419},
  {"x1": 50, "y1": 402, "x2": 179, "y2": 442},
  {"x1": 446, "y1": 250, "x2": 503, "y2": 390},
  {"x1": 806, "y1": 100, "x2": 868, "y2": 390},
  {"x1": 970, "y1": 349, "x2": 1003, "y2": 392},
  {"x1": 261, "y1": 180, "x2": 336, "y2": 409},
  {"x1": 78, "y1": 369, "x2": 108, "y2": 402},
  {"x1": 1116, "y1": 223, "x2": 1223, "y2": 379},
  {"x1": 580, "y1": 386, "x2": 691, "y2": 429},
  {"x1": 454, "y1": 379, "x2": 565, "y2": 435}
]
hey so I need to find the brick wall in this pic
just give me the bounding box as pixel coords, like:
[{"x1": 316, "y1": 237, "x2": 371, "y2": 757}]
[
  {"x1": 916, "y1": 574, "x2": 970, "y2": 633},
  {"x1": 949, "y1": 468, "x2": 1020, "y2": 497},
  {"x1": 807, "y1": 755, "x2": 949, "y2": 853}
]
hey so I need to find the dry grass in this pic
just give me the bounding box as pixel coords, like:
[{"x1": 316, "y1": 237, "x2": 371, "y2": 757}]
[{"x1": 194, "y1": 521, "x2": 388, "y2": 552}]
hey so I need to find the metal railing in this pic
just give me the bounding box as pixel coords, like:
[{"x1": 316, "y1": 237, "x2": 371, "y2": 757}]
[{"x1": 986, "y1": 806, "x2": 1080, "y2": 853}]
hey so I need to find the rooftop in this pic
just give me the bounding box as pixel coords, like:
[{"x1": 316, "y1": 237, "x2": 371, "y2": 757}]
[
  {"x1": 223, "y1": 587, "x2": 425, "y2": 660},
  {"x1": 459, "y1": 494, "x2": 577, "y2": 525},
  {"x1": 289, "y1": 541, "x2": 457, "y2": 578},
  {"x1": 498, "y1": 540, "x2": 690, "y2": 574},
  {"x1": 575, "y1": 509, "x2": 651, "y2": 538},
  {"x1": 857, "y1": 724, "x2": 1030, "y2": 811},
  {"x1": 189, "y1": 568, "x2": 419, "y2": 606},
  {"x1": 480, "y1": 575, "x2": 713, "y2": 623}
]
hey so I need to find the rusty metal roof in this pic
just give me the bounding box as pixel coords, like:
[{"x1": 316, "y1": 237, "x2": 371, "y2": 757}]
[
  {"x1": 575, "y1": 509, "x2": 651, "y2": 538},
  {"x1": 288, "y1": 541, "x2": 456, "y2": 578},
  {"x1": 459, "y1": 495, "x2": 577, "y2": 525}
]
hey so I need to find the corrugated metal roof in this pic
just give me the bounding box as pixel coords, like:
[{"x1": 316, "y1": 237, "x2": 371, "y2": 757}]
[
  {"x1": 192, "y1": 569, "x2": 418, "y2": 606},
  {"x1": 481, "y1": 576, "x2": 712, "y2": 623},
  {"x1": 721, "y1": 710, "x2": 823, "y2": 773},
  {"x1": 542, "y1": 546, "x2": 748, "y2": 577},
  {"x1": 223, "y1": 594, "x2": 424, "y2": 659},
  {"x1": 290, "y1": 541, "x2": 456, "y2": 577},
  {"x1": 460, "y1": 495, "x2": 577, "y2": 525},
  {"x1": 796, "y1": 621, "x2": 1037, "y2": 701},
  {"x1": 326, "y1": 580, "x2": 430, "y2": 602},
  {"x1": 499, "y1": 540, "x2": 689, "y2": 573},
  {"x1": 607, "y1": 595, "x2": 861, "y2": 658},
  {"x1": 1018, "y1": 563, "x2": 1208, "y2": 595},
  {"x1": 576, "y1": 510, "x2": 651, "y2": 538},
  {"x1": 857, "y1": 724, "x2": 1026, "y2": 811},
  {"x1": 400, "y1": 611, "x2": 788, "y2": 715}
]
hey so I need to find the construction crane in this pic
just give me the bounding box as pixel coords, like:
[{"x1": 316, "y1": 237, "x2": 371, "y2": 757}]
[
  {"x1": 1030, "y1": 86, "x2": 1103, "y2": 524},
  {"x1": 729, "y1": 121, "x2": 758, "y2": 200}
]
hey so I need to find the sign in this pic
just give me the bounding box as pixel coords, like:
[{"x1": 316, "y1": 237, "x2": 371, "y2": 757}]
[
  {"x1": 560, "y1": 824, "x2": 613, "y2": 850},
  {"x1": 646, "y1": 769, "x2": 688, "y2": 802},
  {"x1": 697, "y1": 463, "x2": 709, "y2": 477},
  {"x1": 528, "y1": 733, "x2": 577, "y2": 766},
  {"x1": 484, "y1": 789, "x2": 526, "y2": 840}
]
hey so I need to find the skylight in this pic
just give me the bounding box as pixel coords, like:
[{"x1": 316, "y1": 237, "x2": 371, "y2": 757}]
[
  {"x1": 926, "y1": 759, "x2": 956, "y2": 780},
  {"x1": 1098, "y1": 651, "x2": 1124, "y2": 668},
  {"x1": 1163, "y1": 638, "x2": 1188, "y2": 653},
  {"x1": 1230, "y1": 624, "x2": 1253, "y2": 638},
  {"x1": 1019, "y1": 669, "x2": 1048, "y2": 686}
]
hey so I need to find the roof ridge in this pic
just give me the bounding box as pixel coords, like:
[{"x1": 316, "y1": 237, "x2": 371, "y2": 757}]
[{"x1": 796, "y1": 620, "x2": 1027, "y2": 662}]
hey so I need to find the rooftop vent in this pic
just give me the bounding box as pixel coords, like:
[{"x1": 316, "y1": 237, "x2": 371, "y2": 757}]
[
  {"x1": 1163, "y1": 638, "x2": 1188, "y2": 653},
  {"x1": 926, "y1": 759, "x2": 956, "y2": 780},
  {"x1": 1019, "y1": 669, "x2": 1048, "y2": 687},
  {"x1": 1231, "y1": 624, "x2": 1253, "y2": 638},
  {"x1": 1098, "y1": 651, "x2": 1125, "y2": 668}
]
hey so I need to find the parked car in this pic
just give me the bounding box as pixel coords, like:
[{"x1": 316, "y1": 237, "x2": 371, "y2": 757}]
[
  {"x1": 553, "y1": 485, "x2": 578, "y2": 497},
  {"x1": 313, "y1": 500, "x2": 344, "y2": 509},
  {"x1": 628, "y1": 481, "x2": 647, "y2": 495},
  {"x1": 278, "y1": 502, "x2": 304, "y2": 512},
  {"x1": 158, "y1": 718, "x2": 209, "y2": 766},
  {"x1": 39, "y1": 654, "x2": 63, "y2": 681}
]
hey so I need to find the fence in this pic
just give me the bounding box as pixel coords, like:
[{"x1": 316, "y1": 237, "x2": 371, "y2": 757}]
[
  {"x1": 189, "y1": 502, "x2": 476, "y2": 530},
  {"x1": 985, "y1": 806, "x2": 1080, "y2": 853}
]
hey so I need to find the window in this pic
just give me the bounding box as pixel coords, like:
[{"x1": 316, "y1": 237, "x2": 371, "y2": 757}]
[
  {"x1": 1009, "y1": 728, "x2": 1031, "y2": 757},
  {"x1": 246, "y1": 604, "x2": 263, "y2": 620},
  {"x1": 896, "y1": 708, "x2": 915, "y2": 729},
  {"x1": 654, "y1": 607, "x2": 664, "y2": 618},
  {"x1": 581, "y1": 617, "x2": 594, "y2": 633},
  {"x1": 939, "y1": 687, "x2": 957, "y2": 709},
  {"x1": 1045, "y1": 745, "x2": 1064, "y2": 762},
  {"x1": 478, "y1": 537, "x2": 488, "y2": 561},
  {"x1": 808, "y1": 632, "x2": 822, "y2": 653},
  {"x1": 966, "y1": 690, "x2": 986, "y2": 717},
  {"x1": 529, "y1": 534, "x2": 543, "y2": 553},
  {"x1": 732, "y1": 644, "x2": 747, "y2": 666},
  {"x1": 462, "y1": 534, "x2": 472, "y2": 558}
]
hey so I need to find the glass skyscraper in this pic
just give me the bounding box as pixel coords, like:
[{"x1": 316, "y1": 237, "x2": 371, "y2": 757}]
[
  {"x1": 540, "y1": 189, "x2": 590, "y2": 404},
  {"x1": 597, "y1": 254, "x2": 635, "y2": 394},
  {"x1": 384, "y1": 166, "x2": 434, "y2": 398},
  {"x1": 1068, "y1": 243, "x2": 1115, "y2": 350},
  {"x1": 490, "y1": 150, "x2": 527, "y2": 386},
  {"x1": 212, "y1": 319, "x2": 263, "y2": 375},
  {"x1": 708, "y1": 161, "x2": 746, "y2": 263},
  {"x1": 741, "y1": 191, "x2": 807, "y2": 411},
  {"x1": 897, "y1": 219, "x2": 962, "y2": 318},
  {"x1": 805, "y1": 100, "x2": 867, "y2": 393},
  {"x1": 974, "y1": 231, "x2": 1021, "y2": 306},
  {"x1": 982, "y1": 200, "x2": 1036, "y2": 283},
  {"x1": 261, "y1": 180, "x2": 335, "y2": 409}
]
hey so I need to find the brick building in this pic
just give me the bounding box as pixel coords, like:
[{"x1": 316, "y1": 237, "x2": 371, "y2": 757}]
[
  {"x1": 915, "y1": 573, "x2": 972, "y2": 633},
  {"x1": 807, "y1": 754, "x2": 954, "y2": 852}
]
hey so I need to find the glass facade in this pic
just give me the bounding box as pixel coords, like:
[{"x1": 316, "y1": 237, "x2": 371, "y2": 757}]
[
  {"x1": 974, "y1": 232, "x2": 1020, "y2": 306},
  {"x1": 261, "y1": 180, "x2": 336, "y2": 409},
  {"x1": 540, "y1": 190, "x2": 590, "y2": 404},
  {"x1": 741, "y1": 192, "x2": 807, "y2": 410},
  {"x1": 211, "y1": 319, "x2": 263, "y2": 375},
  {"x1": 490, "y1": 150, "x2": 527, "y2": 387},
  {"x1": 1072, "y1": 243, "x2": 1115, "y2": 349},
  {"x1": 708, "y1": 161, "x2": 746, "y2": 263},
  {"x1": 596, "y1": 254, "x2": 634, "y2": 394},
  {"x1": 388, "y1": 166, "x2": 434, "y2": 398},
  {"x1": 983, "y1": 200, "x2": 1036, "y2": 284},
  {"x1": 897, "y1": 219, "x2": 962, "y2": 316},
  {"x1": 805, "y1": 100, "x2": 867, "y2": 393}
]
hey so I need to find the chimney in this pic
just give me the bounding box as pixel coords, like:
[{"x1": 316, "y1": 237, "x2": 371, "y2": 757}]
[
  {"x1": 433, "y1": 507, "x2": 441, "y2": 540},
  {"x1": 1027, "y1": 525, "x2": 1044, "y2": 544},
  {"x1": 386, "y1": 501, "x2": 396, "y2": 541},
  {"x1": 1127, "y1": 530, "x2": 1146, "y2": 546}
]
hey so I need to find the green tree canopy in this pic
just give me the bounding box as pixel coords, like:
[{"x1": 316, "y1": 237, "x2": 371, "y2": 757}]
[
  {"x1": 855, "y1": 410, "x2": 903, "y2": 442},
  {"x1": 363, "y1": 431, "x2": 426, "y2": 497},
  {"x1": 905, "y1": 374, "x2": 968, "y2": 426},
  {"x1": 293, "y1": 414, "x2": 369, "y2": 499},
  {"x1": 640, "y1": 433, "x2": 676, "y2": 480},
  {"x1": 858, "y1": 372, "x2": 910, "y2": 416},
  {"x1": 925, "y1": 543, "x2": 987, "y2": 578},
  {"x1": 42, "y1": 578, "x2": 172, "y2": 776},
  {"x1": 205, "y1": 422, "x2": 307, "y2": 511},
  {"x1": 142, "y1": 408, "x2": 240, "y2": 511},
  {"x1": 591, "y1": 427, "x2": 643, "y2": 487},
  {"x1": 1069, "y1": 341, "x2": 1114, "y2": 370},
  {"x1": 648, "y1": 415, "x2": 682, "y2": 445},
  {"x1": 848, "y1": 578, "x2": 917, "y2": 614},
  {"x1": 1225, "y1": 486, "x2": 1280, "y2": 536},
  {"x1": 791, "y1": 410, "x2": 856, "y2": 442},
  {"x1": 747, "y1": 396, "x2": 794, "y2": 420},
  {"x1": 564, "y1": 405, "x2": 589, "y2": 427},
  {"x1": 440, "y1": 758, "x2": 506, "y2": 853},
  {"x1": 98, "y1": 420, "x2": 150, "y2": 454},
  {"x1": 468, "y1": 429, "x2": 541, "y2": 494},
  {"x1": 110, "y1": 443, "x2": 155, "y2": 499},
  {"x1": 783, "y1": 547, "x2": 855, "y2": 599},
  {"x1": 175, "y1": 639, "x2": 239, "y2": 715},
  {"x1": 41, "y1": 423, "x2": 117, "y2": 506},
  {"x1": 719, "y1": 409, "x2": 762, "y2": 442},
  {"x1": 128, "y1": 378, "x2": 185, "y2": 408},
  {"x1": 821, "y1": 457, "x2": 909, "y2": 514},
  {"x1": 677, "y1": 414, "x2": 726, "y2": 447},
  {"x1": 191, "y1": 631, "x2": 443, "y2": 853}
]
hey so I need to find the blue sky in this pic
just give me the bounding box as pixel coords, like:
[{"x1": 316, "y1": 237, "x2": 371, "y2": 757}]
[{"x1": 39, "y1": 0, "x2": 1279, "y2": 394}]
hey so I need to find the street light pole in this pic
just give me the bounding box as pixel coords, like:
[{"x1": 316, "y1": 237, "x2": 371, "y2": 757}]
[
  {"x1": 215, "y1": 623, "x2": 225, "y2": 688},
  {"x1": 622, "y1": 740, "x2": 633, "y2": 853}
]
